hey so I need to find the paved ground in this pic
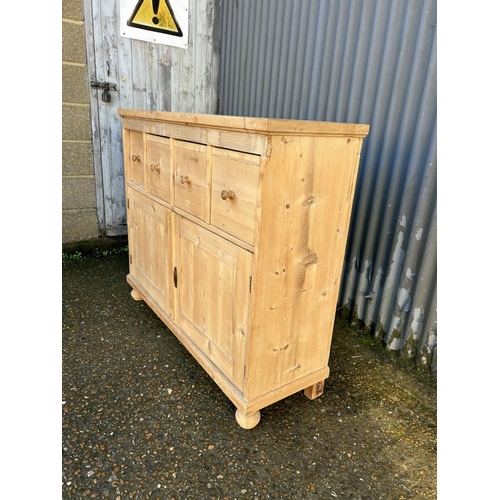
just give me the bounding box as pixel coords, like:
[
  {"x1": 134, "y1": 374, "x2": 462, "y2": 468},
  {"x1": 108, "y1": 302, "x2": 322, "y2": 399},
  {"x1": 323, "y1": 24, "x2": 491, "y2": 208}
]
[{"x1": 62, "y1": 250, "x2": 437, "y2": 499}]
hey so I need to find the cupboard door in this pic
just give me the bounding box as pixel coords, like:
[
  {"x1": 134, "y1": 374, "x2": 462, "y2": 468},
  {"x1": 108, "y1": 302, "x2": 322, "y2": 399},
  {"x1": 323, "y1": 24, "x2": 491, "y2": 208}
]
[
  {"x1": 127, "y1": 188, "x2": 173, "y2": 317},
  {"x1": 145, "y1": 134, "x2": 171, "y2": 203},
  {"x1": 174, "y1": 216, "x2": 252, "y2": 389}
]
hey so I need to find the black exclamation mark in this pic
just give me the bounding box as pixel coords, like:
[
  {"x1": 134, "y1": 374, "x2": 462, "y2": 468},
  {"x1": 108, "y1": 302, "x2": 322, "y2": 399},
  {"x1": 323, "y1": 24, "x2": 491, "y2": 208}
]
[{"x1": 152, "y1": 0, "x2": 160, "y2": 25}]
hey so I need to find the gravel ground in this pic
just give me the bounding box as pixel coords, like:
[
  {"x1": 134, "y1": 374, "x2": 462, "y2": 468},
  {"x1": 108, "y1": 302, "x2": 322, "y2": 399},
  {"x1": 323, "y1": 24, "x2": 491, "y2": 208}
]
[{"x1": 62, "y1": 251, "x2": 437, "y2": 499}]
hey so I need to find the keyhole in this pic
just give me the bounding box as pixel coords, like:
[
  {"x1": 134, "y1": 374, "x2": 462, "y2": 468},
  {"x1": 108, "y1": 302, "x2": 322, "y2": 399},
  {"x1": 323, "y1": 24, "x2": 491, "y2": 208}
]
[{"x1": 152, "y1": 0, "x2": 160, "y2": 24}]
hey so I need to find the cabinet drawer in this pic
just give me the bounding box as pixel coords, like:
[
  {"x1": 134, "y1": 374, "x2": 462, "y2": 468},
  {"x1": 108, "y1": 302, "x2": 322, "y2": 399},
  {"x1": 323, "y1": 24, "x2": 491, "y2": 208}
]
[
  {"x1": 211, "y1": 148, "x2": 260, "y2": 245},
  {"x1": 127, "y1": 130, "x2": 145, "y2": 187},
  {"x1": 174, "y1": 140, "x2": 207, "y2": 220},
  {"x1": 146, "y1": 134, "x2": 171, "y2": 203}
]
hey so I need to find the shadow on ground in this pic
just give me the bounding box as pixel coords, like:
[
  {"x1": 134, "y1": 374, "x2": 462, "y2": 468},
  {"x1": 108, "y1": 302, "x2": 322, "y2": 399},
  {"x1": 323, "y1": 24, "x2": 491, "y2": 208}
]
[{"x1": 62, "y1": 251, "x2": 437, "y2": 499}]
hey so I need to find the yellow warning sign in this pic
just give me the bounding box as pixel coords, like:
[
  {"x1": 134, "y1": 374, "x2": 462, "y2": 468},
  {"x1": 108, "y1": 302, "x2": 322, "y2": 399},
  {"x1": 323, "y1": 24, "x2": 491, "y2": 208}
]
[{"x1": 128, "y1": 0, "x2": 183, "y2": 37}]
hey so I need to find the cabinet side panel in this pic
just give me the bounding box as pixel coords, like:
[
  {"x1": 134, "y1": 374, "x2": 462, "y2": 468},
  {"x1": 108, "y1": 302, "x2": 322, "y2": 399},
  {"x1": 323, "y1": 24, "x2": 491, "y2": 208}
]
[
  {"x1": 246, "y1": 134, "x2": 364, "y2": 399},
  {"x1": 123, "y1": 129, "x2": 131, "y2": 182}
]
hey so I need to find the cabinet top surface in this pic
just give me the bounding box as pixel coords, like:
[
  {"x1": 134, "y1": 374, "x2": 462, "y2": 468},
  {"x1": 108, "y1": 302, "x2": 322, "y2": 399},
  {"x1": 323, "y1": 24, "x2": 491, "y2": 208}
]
[{"x1": 118, "y1": 109, "x2": 369, "y2": 138}]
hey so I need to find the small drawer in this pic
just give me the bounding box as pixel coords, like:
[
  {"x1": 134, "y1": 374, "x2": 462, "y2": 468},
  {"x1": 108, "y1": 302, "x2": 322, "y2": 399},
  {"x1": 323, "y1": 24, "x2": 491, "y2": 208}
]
[
  {"x1": 211, "y1": 148, "x2": 260, "y2": 245},
  {"x1": 174, "y1": 140, "x2": 207, "y2": 220},
  {"x1": 145, "y1": 134, "x2": 171, "y2": 203},
  {"x1": 127, "y1": 130, "x2": 145, "y2": 187}
]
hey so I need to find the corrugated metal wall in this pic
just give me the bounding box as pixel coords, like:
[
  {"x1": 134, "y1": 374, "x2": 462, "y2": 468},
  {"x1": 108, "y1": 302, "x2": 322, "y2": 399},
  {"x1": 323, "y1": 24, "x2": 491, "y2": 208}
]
[{"x1": 218, "y1": 0, "x2": 437, "y2": 372}]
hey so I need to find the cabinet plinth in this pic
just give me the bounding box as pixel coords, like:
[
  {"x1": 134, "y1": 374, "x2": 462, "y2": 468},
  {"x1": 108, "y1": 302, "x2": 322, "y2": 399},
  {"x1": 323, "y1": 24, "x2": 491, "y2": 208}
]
[{"x1": 119, "y1": 109, "x2": 369, "y2": 428}]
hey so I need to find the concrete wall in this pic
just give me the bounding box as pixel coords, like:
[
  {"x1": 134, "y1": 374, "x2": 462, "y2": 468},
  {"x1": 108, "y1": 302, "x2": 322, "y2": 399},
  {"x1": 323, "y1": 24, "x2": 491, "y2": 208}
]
[{"x1": 62, "y1": 0, "x2": 98, "y2": 244}]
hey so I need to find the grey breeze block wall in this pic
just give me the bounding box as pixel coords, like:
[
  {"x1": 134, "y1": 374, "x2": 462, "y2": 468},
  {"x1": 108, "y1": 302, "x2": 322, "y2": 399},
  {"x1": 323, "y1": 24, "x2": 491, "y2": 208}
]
[{"x1": 62, "y1": 0, "x2": 98, "y2": 244}]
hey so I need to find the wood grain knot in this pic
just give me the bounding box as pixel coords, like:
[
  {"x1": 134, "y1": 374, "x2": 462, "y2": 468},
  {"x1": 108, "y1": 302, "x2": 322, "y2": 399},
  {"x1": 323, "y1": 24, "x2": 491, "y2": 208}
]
[
  {"x1": 303, "y1": 196, "x2": 317, "y2": 207},
  {"x1": 299, "y1": 253, "x2": 318, "y2": 267}
]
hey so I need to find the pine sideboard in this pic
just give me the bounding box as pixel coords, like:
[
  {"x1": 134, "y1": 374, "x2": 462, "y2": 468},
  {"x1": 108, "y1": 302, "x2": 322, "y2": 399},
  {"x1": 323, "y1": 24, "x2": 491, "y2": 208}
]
[{"x1": 118, "y1": 109, "x2": 369, "y2": 429}]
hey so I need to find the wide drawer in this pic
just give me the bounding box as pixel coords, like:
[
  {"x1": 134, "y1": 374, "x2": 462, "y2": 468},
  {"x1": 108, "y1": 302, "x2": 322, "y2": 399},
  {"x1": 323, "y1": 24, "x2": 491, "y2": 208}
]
[{"x1": 211, "y1": 148, "x2": 260, "y2": 245}]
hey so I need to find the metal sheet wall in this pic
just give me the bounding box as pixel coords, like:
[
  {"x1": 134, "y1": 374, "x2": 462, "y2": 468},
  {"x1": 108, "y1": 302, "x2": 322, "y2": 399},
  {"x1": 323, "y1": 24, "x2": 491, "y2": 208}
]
[{"x1": 218, "y1": 0, "x2": 437, "y2": 371}]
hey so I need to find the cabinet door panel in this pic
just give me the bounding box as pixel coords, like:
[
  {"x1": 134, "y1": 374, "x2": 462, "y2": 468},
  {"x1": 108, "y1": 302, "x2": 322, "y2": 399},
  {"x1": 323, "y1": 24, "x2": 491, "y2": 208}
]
[
  {"x1": 174, "y1": 216, "x2": 252, "y2": 389},
  {"x1": 128, "y1": 189, "x2": 172, "y2": 317}
]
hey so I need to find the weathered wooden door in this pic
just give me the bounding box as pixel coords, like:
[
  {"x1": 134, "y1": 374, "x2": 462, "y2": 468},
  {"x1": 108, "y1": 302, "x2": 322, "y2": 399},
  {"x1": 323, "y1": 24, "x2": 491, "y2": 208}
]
[
  {"x1": 84, "y1": 0, "x2": 127, "y2": 236},
  {"x1": 83, "y1": 0, "x2": 220, "y2": 236}
]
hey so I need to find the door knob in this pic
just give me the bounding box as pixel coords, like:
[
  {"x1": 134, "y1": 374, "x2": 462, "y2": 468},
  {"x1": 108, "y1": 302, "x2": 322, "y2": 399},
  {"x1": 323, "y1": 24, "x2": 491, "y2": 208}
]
[{"x1": 221, "y1": 190, "x2": 236, "y2": 200}]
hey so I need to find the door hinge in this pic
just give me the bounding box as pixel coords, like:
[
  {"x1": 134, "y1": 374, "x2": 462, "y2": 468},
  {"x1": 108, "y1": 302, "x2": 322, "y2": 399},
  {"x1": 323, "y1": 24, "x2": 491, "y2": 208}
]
[
  {"x1": 250, "y1": 276, "x2": 253, "y2": 293},
  {"x1": 174, "y1": 267, "x2": 178, "y2": 288}
]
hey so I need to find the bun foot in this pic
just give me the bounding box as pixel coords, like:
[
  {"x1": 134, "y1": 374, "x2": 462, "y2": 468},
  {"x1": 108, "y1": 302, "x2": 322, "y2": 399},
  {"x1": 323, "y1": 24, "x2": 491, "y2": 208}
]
[
  {"x1": 131, "y1": 289, "x2": 142, "y2": 301},
  {"x1": 235, "y1": 409, "x2": 261, "y2": 429}
]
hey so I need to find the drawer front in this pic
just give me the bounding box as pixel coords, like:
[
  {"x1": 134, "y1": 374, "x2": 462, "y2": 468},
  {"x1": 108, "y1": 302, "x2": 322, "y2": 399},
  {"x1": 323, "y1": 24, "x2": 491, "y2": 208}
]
[
  {"x1": 127, "y1": 130, "x2": 145, "y2": 187},
  {"x1": 174, "y1": 140, "x2": 207, "y2": 220},
  {"x1": 146, "y1": 134, "x2": 171, "y2": 203},
  {"x1": 211, "y1": 148, "x2": 261, "y2": 245}
]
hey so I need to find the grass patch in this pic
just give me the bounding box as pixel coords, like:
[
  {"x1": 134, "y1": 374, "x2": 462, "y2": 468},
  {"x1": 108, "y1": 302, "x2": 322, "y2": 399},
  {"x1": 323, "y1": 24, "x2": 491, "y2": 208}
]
[
  {"x1": 63, "y1": 236, "x2": 129, "y2": 261},
  {"x1": 63, "y1": 245, "x2": 128, "y2": 261}
]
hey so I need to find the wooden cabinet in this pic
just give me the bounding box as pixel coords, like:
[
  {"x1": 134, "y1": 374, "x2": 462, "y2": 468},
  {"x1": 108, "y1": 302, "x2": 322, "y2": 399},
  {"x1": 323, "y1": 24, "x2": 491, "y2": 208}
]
[{"x1": 119, "y1": 109, "x2": 369, "y2": 428}]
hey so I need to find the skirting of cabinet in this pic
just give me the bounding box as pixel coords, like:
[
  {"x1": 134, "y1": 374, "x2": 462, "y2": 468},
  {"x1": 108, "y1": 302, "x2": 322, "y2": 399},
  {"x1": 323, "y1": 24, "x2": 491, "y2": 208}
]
[
  {"x1": 120, "y1": 109, "x2": 369, "y2": 429},
  {"x1": 127, "y1": 273, "x2": 330, "y2": 427}
]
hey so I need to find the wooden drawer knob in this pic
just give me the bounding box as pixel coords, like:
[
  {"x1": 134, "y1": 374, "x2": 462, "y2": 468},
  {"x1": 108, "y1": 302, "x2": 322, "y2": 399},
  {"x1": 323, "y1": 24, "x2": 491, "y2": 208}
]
[
  {"x1": 150, "y1": 163, "x2": 160, "y2": 172},
  {"x1": 132, "y1": 154, "x2": 140, "y2": 162},
  {"x1": 221, "y1": 189, "x2": 236, "y2": 200},
  {"x1": 180, "y1": 175, "x2": 192, "y2": 184}
]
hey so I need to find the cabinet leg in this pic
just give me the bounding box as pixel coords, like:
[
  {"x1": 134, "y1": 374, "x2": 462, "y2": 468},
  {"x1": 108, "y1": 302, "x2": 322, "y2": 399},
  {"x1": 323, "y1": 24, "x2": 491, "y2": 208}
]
[
  {"x1": 304, "y1": 380, "x2": 324, "y2": 400},
  {"x1": 235, "y1": 409, "x2": 261, "y2": 429},
  {"x1": 131, "y1": 289, "x2": 143, "y2": 301}
]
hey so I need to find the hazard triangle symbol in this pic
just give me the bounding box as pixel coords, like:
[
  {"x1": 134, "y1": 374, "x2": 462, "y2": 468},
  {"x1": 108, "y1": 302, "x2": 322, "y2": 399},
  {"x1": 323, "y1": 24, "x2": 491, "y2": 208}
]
[{"x1": 128, "y1": 0, "x2": 183, "y2": 37}]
